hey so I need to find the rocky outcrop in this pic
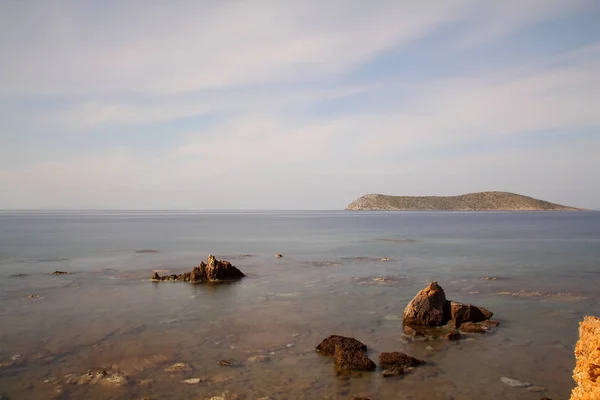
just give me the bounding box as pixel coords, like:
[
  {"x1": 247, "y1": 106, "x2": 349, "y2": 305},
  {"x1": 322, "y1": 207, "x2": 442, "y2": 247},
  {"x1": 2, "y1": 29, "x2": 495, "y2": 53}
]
[
  {"x1": 316, "y1": 335, "x2": 367, "y2": 356},
  {"x1": 346, "y1": 191, "x2": 582, "y2": 211},
  {"x1": 403, "y1": 282, "x2": 494, "y2": 330},
  {"x1": 571, "y1": 316, "x2": 600, "y2": 400},
  {"x1": 151, "y1": 255, "x2": 245, "y2": 283},
  {"x1": 402, "y1": 282, "x2": 447, "y2": 327}
]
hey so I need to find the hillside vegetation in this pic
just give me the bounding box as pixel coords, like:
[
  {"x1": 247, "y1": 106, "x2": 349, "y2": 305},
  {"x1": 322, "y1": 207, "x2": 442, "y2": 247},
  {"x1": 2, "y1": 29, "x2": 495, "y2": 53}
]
[{"x1": 346, "y1": 191, "x2": 581, "y2": 211}]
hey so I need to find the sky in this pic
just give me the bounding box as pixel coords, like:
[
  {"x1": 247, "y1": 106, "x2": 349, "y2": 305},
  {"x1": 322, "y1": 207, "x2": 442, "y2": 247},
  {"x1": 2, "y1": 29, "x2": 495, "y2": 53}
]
[{"x1": 1, "y1": 0, "x2": 599, "y2": 210}]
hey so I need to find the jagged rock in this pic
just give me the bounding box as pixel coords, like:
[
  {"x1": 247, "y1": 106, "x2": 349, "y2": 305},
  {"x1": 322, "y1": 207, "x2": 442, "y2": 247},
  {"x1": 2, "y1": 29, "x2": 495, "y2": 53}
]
[
  {"x1": 460, "y1": 322, "x2": 487, "y2": 334},
  {"x1": 379, "y1": 352, "x2": 425, "y2": 369},
  {"x1": 316, "y1": 335, "x2": 367, "y2": 356},
  {"x1": 333, "y1": 344, "x2": 375, "y2": 371},
  {"x1": 571, "y1": 316, "x2": 600, "y2": 400},
  {"x1": 151, "y1": 255, "x2": 244, "y2": 283},
  {"x1": 403, "y1": 281, "x2": 447, "y2": 327}
]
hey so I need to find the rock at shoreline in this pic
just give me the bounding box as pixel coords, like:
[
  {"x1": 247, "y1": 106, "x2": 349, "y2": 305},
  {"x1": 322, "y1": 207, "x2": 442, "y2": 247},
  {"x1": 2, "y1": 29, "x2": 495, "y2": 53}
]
[
  {"x1": 316, "y1": 335, "x2": 367, "y2": 356},
  {"x1": 402, "y1": 281, "x2": 447, "y2": 327},
  {"x1": 571, "y1": 316, "x2": 600, "y2": 400},
  {"x1": 333, "y1": 344, "x2": 376, "y2": 371},
  {"x1": 151, "y1": 255, "x2": 245, "y2": 283},
  {"x1": 403, "y1": 282, "x2": 495, "y2": 329},
  {"x1": 379, "y1": 352, "x2": 425, "y2": 369}
]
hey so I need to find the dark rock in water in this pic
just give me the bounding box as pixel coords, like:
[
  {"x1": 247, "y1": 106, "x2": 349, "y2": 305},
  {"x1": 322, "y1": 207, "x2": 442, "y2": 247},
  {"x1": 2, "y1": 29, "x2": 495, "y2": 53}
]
[
  {"x1": 403, "y1": 281, "x2": 447, "y2": 327},
  {"x1": 275, "y1": 253, "x2": 283, "y2": 258},
  {"x1": 403, "y1": 282, "x2": 495, "y2": 329},
  {"x1": 446, "y1": 331, "x2": 461, "y2": 340},
  {"x1": 316, "y1": 335, "x2": 367, "y2": 356},
  {"x1": 333, "y1": 344, "x2": 376, "y2": 371},
  {"x1": 51, "y1": 271, "x2": 71, "y2": 275},
  {"x1": 205, "y1": 255, "x2": 245, "y2": 281},
  {"x1": 484, "y1": 320, "x2": 500, "y2": 327},
  {"x1": 218, "y1": 359, "x2": 233, "y2": 367},
  {"x1": 449, "y1": 301, "x2": 493, "y2": 325},
  {"x1": 150, "y1": 255, "x2": 244, "y2": 283},
  {"x1": 381, "y1": 367, "x2": 404, "y2": 377},
  {"x1": 459, "y1": 322, "x2": 487, "y2": 334},
  {"x1": 349, "y1": 397, "x2": 371, "y2": 400},
  {"x1": 135, "y1": 249, "x2": 159, "y2": 254},
  {"x1": 379, "y1": 352, "x2": 425, "y2": 369}
]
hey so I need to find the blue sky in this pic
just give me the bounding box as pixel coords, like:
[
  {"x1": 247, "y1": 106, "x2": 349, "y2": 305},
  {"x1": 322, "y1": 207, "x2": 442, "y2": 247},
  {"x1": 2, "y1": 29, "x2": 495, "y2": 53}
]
[{"x1": 1, "y1": 0, "x2": 599, "y2": 209}]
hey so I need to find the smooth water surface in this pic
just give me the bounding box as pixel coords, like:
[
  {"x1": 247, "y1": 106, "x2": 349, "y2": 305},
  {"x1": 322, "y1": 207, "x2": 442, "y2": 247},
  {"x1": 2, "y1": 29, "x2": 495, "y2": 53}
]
[{"x1": 1, "y1": 211, "x2": 599, "y2": 399}]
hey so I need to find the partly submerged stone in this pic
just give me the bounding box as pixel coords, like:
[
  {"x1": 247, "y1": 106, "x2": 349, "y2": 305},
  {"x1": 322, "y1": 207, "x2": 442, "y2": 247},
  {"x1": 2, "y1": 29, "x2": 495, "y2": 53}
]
[
  {"x1": 403, "y1": 281, "x2": 447, "y2": 327},
  {"x1": 459, "y1": 322, "x2": 487, "y2": 334},
  {"x1": 449, "y1": 301, "x2": 493, "y2": 325},
  {"x1": 379, "y1": 352, "x2": 425, "y2": 369},
  {"x1": 446, "y1": 331, "x2": 461, "y2": 340},
  {"x1": 51, "y1": 271, "x2": 71, "y2": 275},
  {"x1": 333, "y1": 344, "x2": 376, "y2": 371},
  {"x1": 381, "y1": 367, "x2": 404, "y2": 378},
  {"x1": 151, "y1": 255, "x2": 245, "y2": 283},
  {"x1": 316, "y1": 335, "x2": 367, "y2": 356}
]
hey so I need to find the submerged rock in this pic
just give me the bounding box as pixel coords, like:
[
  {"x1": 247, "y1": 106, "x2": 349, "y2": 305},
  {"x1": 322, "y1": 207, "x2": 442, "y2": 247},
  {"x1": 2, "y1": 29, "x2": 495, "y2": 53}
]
[
  {"x1": 333, "y1": 344, "x2": 376, "y2": 371},
  {"x1": 445, "y1": 331, "x2": 461, "y2": 340},
  {"x1": 379, "y1": 352, "x2": 425, "y2": 369},
  {"x1": 403, "y1": 281, "x2": 447, "y2": 327},
  {"x1": 449, "y1": 301, "x2": 493, "y2": 325},
  {"x1": 164, "y1": 363, "x2": 191, "y2": 372},
  {"x1": 459, "y1": 322, "x2": 487, "y2": 334},
  {"x1": 381, "y1": 367, "x2": 404, "y2": 377},
  {"x1": 501, "y1": 377, "x2": 532, "y2": 388},
  {"x1": 151, "y1": 255, "x2": 245, "y2": 283},
  {"x1": 51, "y1": 271, "x2": 71, "y2": 275},
  {"x1": 316, "y1": 335, "x2": 367, "y2": 356}
]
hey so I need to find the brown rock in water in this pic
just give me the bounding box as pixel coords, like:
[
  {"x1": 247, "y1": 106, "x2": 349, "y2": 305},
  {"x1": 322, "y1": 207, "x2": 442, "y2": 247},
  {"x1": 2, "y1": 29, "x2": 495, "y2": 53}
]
[
  {"x1": 275, "y1": 253, "x2": 283, "y2": 258},
  {"x1": 403, "y1": 281, "x2": 447, "y2": 327},
  {"x1": 449, "y1": 301, "x2": 493, "y2": 325},
  {"x1": 205, "y1": 255, "x2": 245, "y2": 281},
  {"x1": 571, "y1": 316, "x2": 600, "y2": 400},
  {"x1": 446, "y1": 331, "x2": 461, "y2": 340},
  {"x1": 485, "y1": 320, "x2": 500, "y2": 327},
  {"x1": 379, "y1": 352, "x2": 425, "y2": 369},
  {"x1": 150, "y1": 255, "x2": 244, "y2": 283},
  {"x1": 459, "y1": 322, "x2": 487, "y2": 334},
  {"x1": 316, "y1": 335, "x2": 367, "y2": 356},
  {"x1": 333, "y1": 344, "x2": 376, "y2": 371},
  {"x1": 446, "y1": 319, "x2": 460, "y2": 329}
]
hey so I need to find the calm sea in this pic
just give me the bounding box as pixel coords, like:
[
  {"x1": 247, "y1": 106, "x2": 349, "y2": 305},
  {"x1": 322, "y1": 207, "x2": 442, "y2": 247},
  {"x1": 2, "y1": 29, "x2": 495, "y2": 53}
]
[{"x1": 1, "y1": 211, "x2": 599, "y2": 399}]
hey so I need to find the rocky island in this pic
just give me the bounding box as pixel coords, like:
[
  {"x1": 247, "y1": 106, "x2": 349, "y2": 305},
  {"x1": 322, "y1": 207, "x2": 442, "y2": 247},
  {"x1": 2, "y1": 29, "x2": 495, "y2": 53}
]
[{"x1": 346, "y1": 191, "x2": 581, "y2": 211}]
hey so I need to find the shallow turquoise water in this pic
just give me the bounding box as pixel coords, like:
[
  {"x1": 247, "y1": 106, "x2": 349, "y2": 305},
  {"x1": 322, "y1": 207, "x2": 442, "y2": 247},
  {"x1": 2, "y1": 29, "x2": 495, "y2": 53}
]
[{"x1": 0, "y1": 211, "x2": 599, "y2": 399}]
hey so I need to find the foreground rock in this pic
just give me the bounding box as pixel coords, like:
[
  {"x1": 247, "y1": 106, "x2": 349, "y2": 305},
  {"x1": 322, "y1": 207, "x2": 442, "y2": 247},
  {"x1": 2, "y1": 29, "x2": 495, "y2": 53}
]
[
  {"x1": 571, "y1": 316, "x2": 600, "y2": 400},
  {"x1": 402, "y1": 282, "x2": 447, "y2": 327},
  {"x1": 316, "y1": 335, "x2": 367, "y2": 356},
  {"x1": 316, "y1": 335, "x2": 374, "y2": 371},
  {"x1": 151, "y1": 255, "x2": 245, "y2": 283},
  {"x1": 403, "y1": 281, "x2": 494, "y2": 329},
  {"x1": 333, "y1": 344, "x2": 376, "y2": 371},
  {"x1": 379, "y1": 352, "x2": 425, "y2": 369}
]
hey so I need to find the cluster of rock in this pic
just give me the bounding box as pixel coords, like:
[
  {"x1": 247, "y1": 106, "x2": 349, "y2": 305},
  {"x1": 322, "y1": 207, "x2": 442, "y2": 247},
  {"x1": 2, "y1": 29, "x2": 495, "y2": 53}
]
[
  {"x1": 402, "y1": 281, "x2": 498, "y2": 336},
  {"x1": 315, "y1": 335, "x2": 425, "y2": 378},
  {"x1": 151, "y1": 255, "x2": 245, "y2": 283}
]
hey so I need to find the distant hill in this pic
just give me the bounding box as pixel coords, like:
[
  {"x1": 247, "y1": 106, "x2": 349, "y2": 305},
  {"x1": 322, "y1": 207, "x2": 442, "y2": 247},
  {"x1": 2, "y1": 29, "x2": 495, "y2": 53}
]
[{"x1": 346, "y1": 191, "x2": 582, "y2": 211}]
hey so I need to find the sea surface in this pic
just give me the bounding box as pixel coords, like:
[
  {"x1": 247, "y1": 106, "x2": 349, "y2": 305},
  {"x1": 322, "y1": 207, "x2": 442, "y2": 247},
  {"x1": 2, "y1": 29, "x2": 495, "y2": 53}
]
[{"x1": 0, "y1": 210, "x2": 599, "y2": 400}]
